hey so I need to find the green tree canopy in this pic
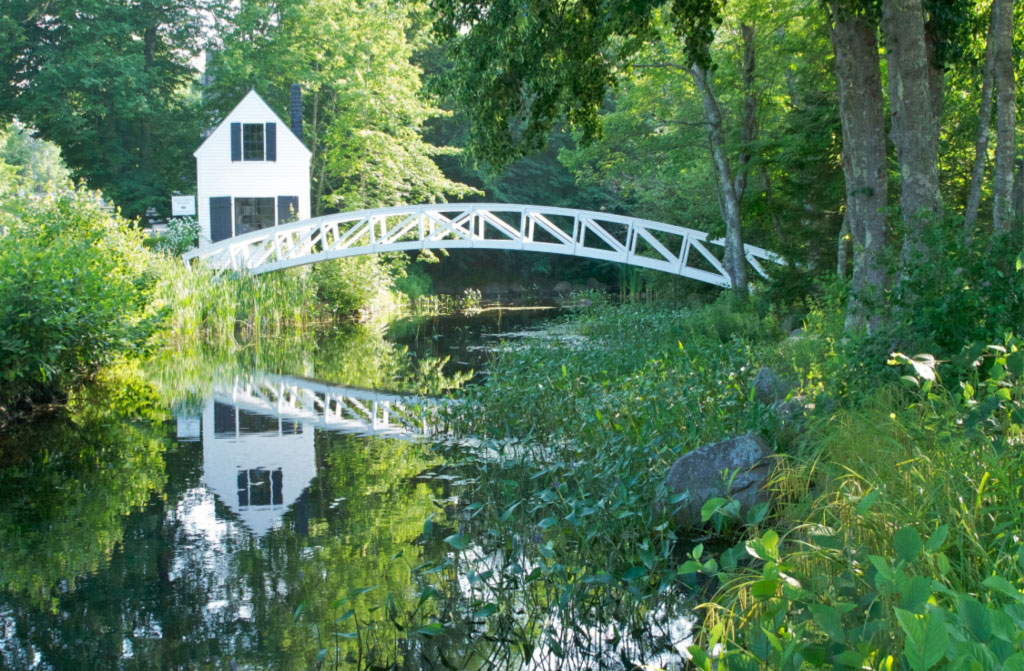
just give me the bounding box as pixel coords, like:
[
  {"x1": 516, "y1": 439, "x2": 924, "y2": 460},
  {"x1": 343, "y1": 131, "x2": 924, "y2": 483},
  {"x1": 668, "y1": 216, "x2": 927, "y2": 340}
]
[
  {"x1": 207, "y1": 0, "x2": 478, "y2": 213},
  {"x1": 0, "y1": 0, "x2": 217, "y2": 218}
]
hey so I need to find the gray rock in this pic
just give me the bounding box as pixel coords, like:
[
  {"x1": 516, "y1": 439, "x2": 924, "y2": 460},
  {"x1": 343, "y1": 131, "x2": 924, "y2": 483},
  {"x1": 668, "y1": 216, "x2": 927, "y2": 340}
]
[
  {"x1": 752, "y1": 367, "x2": 794, "y2": 405},
  {"x1": 665, "y1": 433, "x2": 774, "y2": 528}
]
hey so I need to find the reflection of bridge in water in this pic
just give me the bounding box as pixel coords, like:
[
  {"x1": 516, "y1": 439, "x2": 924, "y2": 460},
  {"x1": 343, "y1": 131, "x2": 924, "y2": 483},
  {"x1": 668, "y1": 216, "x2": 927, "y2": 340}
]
[
  {"x1": 174, "y1": 373, "x2": 450, "y2": 535},
  {"x1": 209, "y1": 372, "x2": 448, "y2": 441}
]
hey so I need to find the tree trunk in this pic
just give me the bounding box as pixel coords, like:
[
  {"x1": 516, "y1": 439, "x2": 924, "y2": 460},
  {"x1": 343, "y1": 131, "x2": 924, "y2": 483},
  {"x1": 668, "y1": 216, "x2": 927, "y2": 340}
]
[
  {"x1": 827, "y1": 2, "x2": 889, "y2": 331},
  {"x1": 881, "y1": 0, "x2": 942, "y2": 266},
  {"x1": 734, "y1": 24, "x2": 757, "y2": 202},
  {"x1": 837, "y1": 210, "x2": 851, "y2": 279},
  {"x1": 691, "y1": 62, "x2": 748, "y2": 294},
  {"x1": 1014, "y1": 156, "x2": 1023, "y2": 221},
  {"x1": 964, "y1": 0, "x2": 999, "y2": 230},
  {"x1": 990, "y1": 0, "x2": 1016, "y2": 231}
]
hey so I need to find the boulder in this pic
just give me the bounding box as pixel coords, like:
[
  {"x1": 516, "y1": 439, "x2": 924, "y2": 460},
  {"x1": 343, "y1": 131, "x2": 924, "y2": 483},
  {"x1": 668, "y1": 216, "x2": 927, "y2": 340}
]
[
  {"x1": 665, "y1": 433, "x2": 774, "y2": 528},
  {"x1": 752, "y1": 367, "x2": 794, "y2": 405}
]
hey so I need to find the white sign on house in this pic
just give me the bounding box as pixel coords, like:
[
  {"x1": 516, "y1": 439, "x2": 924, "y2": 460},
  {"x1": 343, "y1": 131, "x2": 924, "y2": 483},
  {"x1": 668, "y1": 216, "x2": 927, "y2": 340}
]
[
  {"x1": 193, "y1": 88, "x2": 311, "y2": 248},
  {"x1": 171, "y1": 195, "x2": 197, "y2": 216}
]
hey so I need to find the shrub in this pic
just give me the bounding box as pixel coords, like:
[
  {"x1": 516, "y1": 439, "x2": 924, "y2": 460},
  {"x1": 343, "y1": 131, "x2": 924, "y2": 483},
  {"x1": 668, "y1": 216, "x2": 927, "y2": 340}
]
[
  {"x1": 311, "y1": 256, "x2": 396, "y2": 317},
  {"x1": 154, "y1": 216, "x2": 199, "y2": 256},
  {"x1": 874, "y1": 213, "x2": 1023, "y2": 358},
  {"x1": 0, "y1": 189, "x2": 160, "y2": 409}
]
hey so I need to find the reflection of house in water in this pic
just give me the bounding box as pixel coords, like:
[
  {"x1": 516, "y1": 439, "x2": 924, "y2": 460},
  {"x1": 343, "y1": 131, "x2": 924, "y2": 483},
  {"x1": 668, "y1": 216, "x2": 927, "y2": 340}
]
[{"x1": 179, "y1": 399, "x2": 318, "y2": 536}]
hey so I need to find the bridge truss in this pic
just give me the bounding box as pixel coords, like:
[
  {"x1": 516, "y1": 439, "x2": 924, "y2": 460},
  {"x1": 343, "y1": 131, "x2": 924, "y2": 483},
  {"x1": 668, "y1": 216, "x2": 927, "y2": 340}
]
[
  {"x1": 183, "y1": 203, "x2": 783, "y2": 288},
  {"x1": 212, "y1": 373, "x2": 445, "y2": 440}
]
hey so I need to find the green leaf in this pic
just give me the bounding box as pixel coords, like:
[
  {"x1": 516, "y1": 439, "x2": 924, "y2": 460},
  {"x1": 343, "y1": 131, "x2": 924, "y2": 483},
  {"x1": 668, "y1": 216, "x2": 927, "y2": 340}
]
[
  {"x1": 855, "y1": 490, "x2": 880, "y2": 515},
  {"x1": 899, "y1": 576, "x2": 932, "y2": 613},
  {"x1": 443, "y1": 533, "x2": 468, "y2": 551},
  {"x1": 746, "y1": 501, "x2": 768, "y2": 524},
  {"x1": 677, "y1": 560, "x2": 703, "y2": 575},
  {"x1": 537, "y1": 516, "x2": 558, "y2": 529},
  {"x1": 982, "y1": 576, "x2": 1024, "y2": 602},
  {"x1": 750, "y1": 579, "x2": 778, "y2": 600},
  {"x1": 894, "y1": 526, "x2": 923, "y2": 563},
  {"x1": 1002, "y1": 653, "x2": 1024, "y2": 671},
  {"x1": 623, "y1": 565, "x2": 648, "y2": 581},
  {"x1": 473, "y1": 603, "x2": 498, "y2": 618},
  {"x1": 808, "y1": 603, "x2": 845, "y2": 643},
  {"x1": 415, "y1": 622, "x2": 444, "y2": 637},
  {"x1": 499, "y1": 501, "x2": 521, "y2": 522},
  {"x1": 700, "y1": 497, "x2": 728, "y2": 522},
  {"x1": 924, "y1": 524, "x2": 949, "y2": 553},
  {"x1": 895, "y1": 607, "x2": 948, "y2": 671},
  {"x1": 956, "y1": 595, "x2": 992, "y2": 643},
  {"x1": 834, "y1": 650, "x2": 865, "y2": 668},
  {"x1": 1008, "y1": 350, "x2": 1024, "y2": 377}
]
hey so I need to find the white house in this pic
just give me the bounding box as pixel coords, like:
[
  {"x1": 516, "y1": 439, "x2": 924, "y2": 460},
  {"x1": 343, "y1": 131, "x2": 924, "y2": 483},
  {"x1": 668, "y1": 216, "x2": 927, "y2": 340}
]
[{"x1": 194, "y1": 88, "x2": 311, "y2": 247}]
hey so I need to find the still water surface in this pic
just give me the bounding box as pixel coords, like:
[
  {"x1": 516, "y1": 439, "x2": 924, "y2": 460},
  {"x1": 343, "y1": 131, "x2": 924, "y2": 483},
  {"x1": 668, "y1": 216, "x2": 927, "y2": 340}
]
[{"x1": 0, "y1": 308, "x2": 689, "y2": 670}]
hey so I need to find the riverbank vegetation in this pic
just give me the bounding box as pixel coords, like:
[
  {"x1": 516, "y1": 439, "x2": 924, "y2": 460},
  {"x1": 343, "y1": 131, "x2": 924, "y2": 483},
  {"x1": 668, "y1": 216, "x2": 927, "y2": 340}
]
[
  {"x1": 1, "y1": 0, "x2": 1022, "y2": 667},
  {"x1": 422, "y1": 233, "x2": 1022, "y2": 668}
]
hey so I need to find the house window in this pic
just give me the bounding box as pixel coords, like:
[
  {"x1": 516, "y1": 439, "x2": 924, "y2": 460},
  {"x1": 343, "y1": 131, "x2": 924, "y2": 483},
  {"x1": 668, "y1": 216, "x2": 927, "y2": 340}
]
[
  {"x1": 242, "y1": 123, "x2": 264, "y2": 160},
  {"x1": 237, "y1": 468, "x2": 284, "y2": 509},
  {"x1": 234, "y1": 197, "x2": 275, "y2": 235}
]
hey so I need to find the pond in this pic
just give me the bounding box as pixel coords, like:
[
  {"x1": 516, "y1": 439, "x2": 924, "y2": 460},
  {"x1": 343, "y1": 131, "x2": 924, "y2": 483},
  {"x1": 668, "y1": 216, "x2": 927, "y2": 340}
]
[{"x1": 0, "y1": 307, "x2": 692, "y2": 670}]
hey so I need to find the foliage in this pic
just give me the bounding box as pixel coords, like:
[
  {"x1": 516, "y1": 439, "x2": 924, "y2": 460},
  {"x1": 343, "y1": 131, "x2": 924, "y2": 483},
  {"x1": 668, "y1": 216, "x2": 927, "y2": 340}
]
[
  {"x1": 153, "y1": 215, "x2": 199, "y2": 256},
  {"x1": 0, "y1": 0, "x2": 216, "y2": 218},
  {"x1": 431, "y1": 0, "x2": 722, "y2": 168},
  {"x1": 208, "y1": 0, "x2": 478, "y2": 213},
  {"x1": 448, "y1": 298, "x2": 779, "y2": 445},
  {"x1": 687, "y1": 337, "x2": 1024, "y2": 670},
  {"x1": 152, "y1": 258, "x2": 324, "y2": 343},
  {"x1": 871, "y1": 215, "x2": 1024, "y2": 358},
  {"x1": 0, "y1": 121, "x2": 71, "y2": 196},
  {"x1": 0, "y1": 362, "x2": 168, "y2": 612},
  {"x1": 406, "y1": 296, "x2": 1023, "y2": 669},
  {"x1": 311, "y1": 255, "x2": 399, "y2": 319},
  {"x1": 0, "y1": 189, "x2": 162, "y2": 409}
]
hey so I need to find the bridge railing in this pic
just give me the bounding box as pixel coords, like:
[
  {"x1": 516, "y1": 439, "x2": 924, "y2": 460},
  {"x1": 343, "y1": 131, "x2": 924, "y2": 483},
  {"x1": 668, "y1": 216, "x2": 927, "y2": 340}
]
[{"x1": 183, "y1": 203, "x2": 784, "y2": 288}]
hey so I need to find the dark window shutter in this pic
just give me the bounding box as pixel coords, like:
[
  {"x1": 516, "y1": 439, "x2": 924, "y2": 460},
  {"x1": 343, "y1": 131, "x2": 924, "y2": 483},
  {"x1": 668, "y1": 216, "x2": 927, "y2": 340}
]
[
  {"x1": 277, "y1": 195, "x2": 299, "y2": 224},
  {"x1": 210, "y1": 196, "x2": 232, "y2": 242},
  {"x1": 230, "y1": 123, "x2": 241, "y2": 161},
  {"x1": 265, "y1": 122, "x2": 276, "y2": 161}
]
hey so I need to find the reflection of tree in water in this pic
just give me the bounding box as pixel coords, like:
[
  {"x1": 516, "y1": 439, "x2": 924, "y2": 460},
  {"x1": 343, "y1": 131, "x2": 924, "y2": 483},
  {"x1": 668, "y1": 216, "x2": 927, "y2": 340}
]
[
  {"x1": 0, "y1": 407, "x2": 167, "y2": 612},
  {"x1": 0, "y1": 410, "x2": 452, "y2": 670},
  {"x1": 149, "y1": 322, "x2": 472, "y2": 409}
]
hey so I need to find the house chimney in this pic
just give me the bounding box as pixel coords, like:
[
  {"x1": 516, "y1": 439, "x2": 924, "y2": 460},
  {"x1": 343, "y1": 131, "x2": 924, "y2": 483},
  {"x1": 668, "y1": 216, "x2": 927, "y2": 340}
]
[{"x1": 289, "y1": 84, "x2": 303, "y2": 142}]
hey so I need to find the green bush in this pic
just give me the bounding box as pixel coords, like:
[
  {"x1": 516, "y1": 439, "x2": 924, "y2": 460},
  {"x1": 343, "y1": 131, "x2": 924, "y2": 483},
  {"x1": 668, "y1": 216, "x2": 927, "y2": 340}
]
[
  {"x1": 874, "y1": 214, "x2": 1023, "y2": 358},
  {"x1": 0, "y1": 189, "x2": 160, "y2": 409},
  {"x1": 154, "y1": 216, "x2": 199, "y2": 256},
  {"x1": 311, "y1": 255, "x2": 396, "y2": 317}
]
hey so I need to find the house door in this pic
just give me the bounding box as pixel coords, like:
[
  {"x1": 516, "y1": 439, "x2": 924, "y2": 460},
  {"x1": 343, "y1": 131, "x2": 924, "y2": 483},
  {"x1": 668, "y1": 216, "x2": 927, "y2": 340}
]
[{"x1": 210, "y1": 196, "x2": 232, "y2": 242}]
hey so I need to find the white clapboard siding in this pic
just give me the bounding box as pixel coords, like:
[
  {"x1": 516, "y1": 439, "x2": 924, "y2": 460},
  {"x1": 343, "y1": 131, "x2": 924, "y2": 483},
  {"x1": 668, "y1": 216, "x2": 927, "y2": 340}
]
[{"x1": 194, "y1": 90, "x2": 312, "y2": 247}]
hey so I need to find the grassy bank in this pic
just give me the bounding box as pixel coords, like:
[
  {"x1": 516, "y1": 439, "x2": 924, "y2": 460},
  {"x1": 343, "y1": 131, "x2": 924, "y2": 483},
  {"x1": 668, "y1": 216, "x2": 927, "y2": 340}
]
[{"x1": 429, "y1": 286, "x2": 1022, "y2": 669}]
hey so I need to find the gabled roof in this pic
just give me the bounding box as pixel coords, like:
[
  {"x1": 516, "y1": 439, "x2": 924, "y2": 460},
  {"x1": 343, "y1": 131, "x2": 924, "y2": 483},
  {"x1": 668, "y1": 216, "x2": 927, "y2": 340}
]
[{"x1": 193, "y1": 89, "x2": 312, "y2": 159}]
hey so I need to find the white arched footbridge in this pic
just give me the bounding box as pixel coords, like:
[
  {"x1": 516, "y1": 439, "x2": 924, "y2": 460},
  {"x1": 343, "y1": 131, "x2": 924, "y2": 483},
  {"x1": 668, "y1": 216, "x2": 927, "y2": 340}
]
[{"x1": 183, "y1": 203, "x2": 783, "y2": 288}]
